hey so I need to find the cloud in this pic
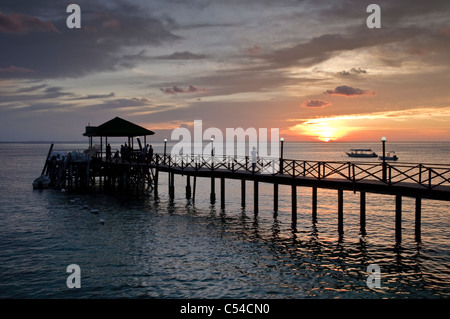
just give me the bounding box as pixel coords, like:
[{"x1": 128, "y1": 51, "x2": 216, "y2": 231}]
[
  {"x1": 0, "y1": 65, "x2": 34, "y2": 73},
  {"x1": 16, "y1": 83, "x2": 47, "y2": 93},
  {"x1": 43, "y1": 86, "x2": 74, "y2": 99},
  {"x1": 0, "y1": 11, "x2": 58, "y2": 34},
  {"x1": 247, "y1": 45, "x2": 262, "y2": 56},
  {"x1": 324, "y1": 85, "x2": 375, "y2": 97},
  {"x1": 72, "y1": 92, "x2": 115, "y2": 100},
  {"x1": 0, "y1": 2, "x2": 179, "y2": 79},
  {"x1": 301, "y1": 99, "x2": 332, "y2": 108},
  {"x1": 155, "y1": 51, "x2": 207, "y2": 60},
  {"x1": 338, "y1": 67, "x2": 367, "y2": 76},
  {"x1": 264, "y1": 27, "x2": 426, "y2": 69},
  {"x1": 160, "y1": 85, "x2": 207, "y2": 94}
]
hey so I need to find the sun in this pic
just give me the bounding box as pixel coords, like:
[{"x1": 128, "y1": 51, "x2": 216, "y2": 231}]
[
  {"x1": 288, "y1": 118, "x2": 349, "y2": 142},
  {"x1": 320, "y1": 136, "x2": 333, "y2": 142}
]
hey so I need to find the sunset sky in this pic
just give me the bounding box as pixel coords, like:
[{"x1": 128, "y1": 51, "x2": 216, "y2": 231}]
[{"x1": 1, "y1": 0, "x2": 449, "y2": 142}]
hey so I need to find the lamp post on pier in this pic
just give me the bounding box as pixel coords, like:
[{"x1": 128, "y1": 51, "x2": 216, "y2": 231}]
[
  {"x1": 164, "y1": 138, "x2": 167, "y2": 164},
  {"x1": 279, "y1": 137, "x2": 284, "y2": 174},
  {"x1": 381, "y1": 136, "x2": 386, "y2": 182}
]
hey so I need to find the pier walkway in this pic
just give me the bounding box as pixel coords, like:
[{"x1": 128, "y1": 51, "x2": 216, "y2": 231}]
[{"x1": 44, "y1": 151, "x2": 450, "y2": 243}]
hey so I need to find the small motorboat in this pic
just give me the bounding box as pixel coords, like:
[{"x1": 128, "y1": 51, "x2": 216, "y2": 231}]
[
  {"x1": 32, "y1": 175, "x2": 51, "y2": 189},
  {"x1": 346, "y1": 149, "x2": 378, "y2": 158},
  {"x1": 379, "y1": 151, "x2": 398, "y2": 161}
]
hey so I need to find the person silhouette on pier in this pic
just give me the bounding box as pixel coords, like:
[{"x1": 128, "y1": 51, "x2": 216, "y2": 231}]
[
  {"x1": 251, "y1": 146, "x2": 258, "y2": 174},
  {"x1": 148, "y1": 145, "x2": 153, "y2": 163},
  {"x1": 106, "y1": 143, "x2": 112, "y2": 162}
]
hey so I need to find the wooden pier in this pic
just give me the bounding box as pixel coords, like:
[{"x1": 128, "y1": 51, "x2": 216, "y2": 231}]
[
  {"x1": 43, "y1": 150, "x2": 450, "y2": 244},
  {"x1": 37, "y1": 117, "x2": 450, "y2": 244}
]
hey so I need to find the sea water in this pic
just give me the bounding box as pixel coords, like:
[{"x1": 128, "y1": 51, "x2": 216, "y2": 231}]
[{"x1": 0, "y1": 142, "x2": 449, "y2": 298}]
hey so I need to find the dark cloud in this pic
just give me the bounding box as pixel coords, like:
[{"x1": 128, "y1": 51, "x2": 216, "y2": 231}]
[
  {"x1": 160, "y1": 85, "x2": 207, "y2": 94},
  {"x1": 0, "y1": 1, "x2": 179, "y2": 79},
  {"x1": 0, "y1": 10, "x2": 59, "y2": 34},
  {"x1": 155, "y1": 51, "x2": 207, "y2": 60},
  {"x1": 264, "y1": 27, "x2": 426, "y2": 69},
  {"x1": 338, "y1": 67, "x2": 367, "y2": 76},
  {"x1": 71, "y1": 92, "x2": 115, "y2": 100},
  {"x1": 16, "y1": 83, "x2": 47, "y2": 93},
  {"x1": 301, "y1": 100, "x2": 332, "y2": 108},
  {"x1": 324, "y1": 85, "x2": 375, "y2": 97}
]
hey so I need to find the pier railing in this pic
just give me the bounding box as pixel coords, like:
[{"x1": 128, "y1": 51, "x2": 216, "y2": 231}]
[{"x1": 146, "y1": 154, "x2": 450, "y2": 189}]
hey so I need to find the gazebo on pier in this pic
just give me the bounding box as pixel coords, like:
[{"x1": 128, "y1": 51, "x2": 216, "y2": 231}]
[{"x1": 83, "y1": 117, "x2": 155, "y2": 158}]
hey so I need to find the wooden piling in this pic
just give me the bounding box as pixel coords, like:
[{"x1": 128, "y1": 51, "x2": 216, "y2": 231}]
[
  {"x1": 193, "y1": 176, "x2": 197, "y2": 202},
  {"x1": 154, "y1": 168, "x2": 159, "y2": 198},
  {"x1": 254, "y1": 180, "x2": 259, "y2": 214},
  {"x1": 292, "y1": 184, "x2": 297, "y2": 226},
  {"x1": 338, "y1": 189, "x2": 344, "y2": 236},
  {"x1": 312, "y1": 186, "x2": 317, "y2": 223},
  {"x1": 169, "y1": 172, "x2": 175, "y2": 200},
  {"x1": 186, "y1": 175, "x2": 191, "y2": 199},
  {"x1": 415, "y1": 197, "x2": 421, "y2": 242},
  {"x1": 273, "y1": 183, "x2": 278, "y2": 213},
  {"x1": 210, "y1": 177, "x2": 216, "y2": 204},
  {"x1": 396, "y1": 195, "x2": 402, "y2": 243},
  {"x1": 241, "y1": 179, "x2": 246, "y2": 208},
  {"x1": 360, "y1": 191, "x2": 366, "y2": 236},
  {"x1": 41, "y1": 143, "x2": 54, "y2": 176},
  {"x1": 220, "y1": 177, "x2": 225, "y2": 209}
]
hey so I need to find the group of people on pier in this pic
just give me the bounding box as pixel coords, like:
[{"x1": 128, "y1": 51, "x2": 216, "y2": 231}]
[{"x1": 105, "y1": 143, "x2": 153, "y2": 163}]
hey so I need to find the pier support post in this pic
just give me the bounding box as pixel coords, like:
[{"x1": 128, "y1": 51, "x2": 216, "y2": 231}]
[
  {"x1": 241, "y1": 179, "x2": 246, "y2": 209},
  {"x1": 169, "y1": 172, "x2": 175, "y2": 200},
  {"x1": 154, "y1": 169, "x2": 159, "y2": 198},
  {"x1": 312, "y1": 186, "x2": 317, "y2": 223},
  {"x1": 274, "y1": 183, "x2": 278, "y2": 213},
  {"x1": 254, "y1": 181, "x2": 259, "y2": 214},
  {"x1": 210, "y1": 177, "x2": 216, "y2": 204},
  {"x1": 291, "y1": 184, "x2": 297, "y2": 226},
  {"x1": 193, "y1": 176, "x2": 197, "y2": 203},
  {"x1": 220, "y1": 177, "x2": 225, "y2": 209},
  {"x1": 186, "y1": 175, "x2": 191, "y2": 200},
  {"x1": 395, "y1": 195, "x2": 402, "y2": 243},
  {"x1": 415, "y1": 197, "x2": 421, "y2": 242},
  {"x1": 338, "y1": 189, "x2": 344, "y2": 237},
  {"x1": 360, "y1": 191, "x2": 366, "y2": 236}
]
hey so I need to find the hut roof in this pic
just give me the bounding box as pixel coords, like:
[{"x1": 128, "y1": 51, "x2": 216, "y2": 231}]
[{"x1": 83, "y1": 117, "x2": 155, "y2": 137}]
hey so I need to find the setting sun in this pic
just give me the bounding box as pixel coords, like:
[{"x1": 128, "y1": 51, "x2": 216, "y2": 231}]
[{"x1": 288, "y1": 118, "x2": 351, "y2": 142}]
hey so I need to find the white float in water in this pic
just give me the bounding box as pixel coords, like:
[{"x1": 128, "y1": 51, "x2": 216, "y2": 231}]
[
  {"x1": 99, "y1": 219, "x2": 105, "y2": 224},
  {"x1": 82, "y1": 205, "x2": 89, "y2": 209},
  {"x1": 90, "y1": 209, "x2": 99, "y2": 214},
  {"x1": 61, "y1": 188, "x2": 66, "y2": 193}
]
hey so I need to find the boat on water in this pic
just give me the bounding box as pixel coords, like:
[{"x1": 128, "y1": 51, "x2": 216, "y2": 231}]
[
  {"x1": 346, "y1": 149, "x2": 378, "y2": 158},
  {"x1": 379, "y1": 151, "x2": 399, "y2": 161},
  {"x1": 32, "y1": 175, "x2": 51, "y2": 189}
]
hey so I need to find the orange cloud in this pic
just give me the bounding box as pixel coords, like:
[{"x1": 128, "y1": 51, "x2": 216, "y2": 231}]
[{"x1": 0, "y1": 11, "x2": 58, "y2": 34}]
